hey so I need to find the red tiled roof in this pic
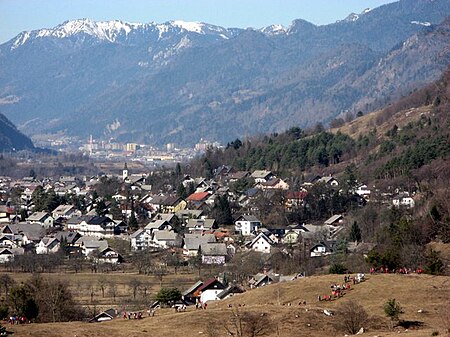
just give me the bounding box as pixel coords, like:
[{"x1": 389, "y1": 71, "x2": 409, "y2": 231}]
[{"x1": 187, "y1": 192, "x2": 210, "y2": 202}]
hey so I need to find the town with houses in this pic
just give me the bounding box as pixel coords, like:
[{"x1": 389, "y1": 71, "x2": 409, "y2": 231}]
[
  {"x1": 37, "y1": 133, "x2": 221, "y2": 167},
  {"x1": 0, "y1": 161, "x2": 418, "y2": 306}
]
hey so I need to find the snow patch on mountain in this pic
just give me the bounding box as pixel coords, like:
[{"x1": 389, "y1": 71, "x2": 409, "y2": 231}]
[
  {"x1": 411, "y1": 20, "x2": 432, "y2": 26},
  {"x1": 260, "y1": 24, "x2": 287, "y2": 36},
  {"x1": 171, "y1": 20, "x2": 205, "y2": 33},
  {"x1": 338, "y1": 8, "x2": 371, "y2": 23}
]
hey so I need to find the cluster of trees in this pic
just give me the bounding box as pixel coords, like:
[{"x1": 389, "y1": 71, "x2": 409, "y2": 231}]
[
  {"x1": 0, "y1": 274, "x2": 82, "y2": 323},
  {"x1": 194, "y1": 129, "x2": 356, "y2": 175}
]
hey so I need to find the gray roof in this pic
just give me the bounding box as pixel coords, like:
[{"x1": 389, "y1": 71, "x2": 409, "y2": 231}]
[
  {"x1": 324, "y1": 215, "x2": 343, "y2": 225},
  {"x1": 153, "y1": 230, "x2": 179, "y2": 242},
  {"x1": 183, "y1": 280, "x2": 204, "y2": 296},
  {"x1": 9, "y1": 223, "x2": 44, "y2": 241},
  {"x1": 184, "y1": 233, "x2": 216, "y2": 250},
  {"x1": 130, "y1": 229, "x2": 145, "y2": 239},
  {"x1": 201, "y1": 243, "x2": 227, "y2": 256},
  {"x1": 236, "y1": 214, "x2": 261, "y2": 222},
  {"x1": 27, "y1": 211, "x2": 50, "y2": 222},
  {"x1": 145, "y1": 220, "x2": 170, "y2": 231},
  {"x1": 54, "y1": 231, "x2": 80, "y2": 245},
  {"x1": 152, "y1": 213, "x2": 176, "y2": 223},
  {"x1": 176, "y1": 210, "x2": 203, "y2": 218},
  {"x1": 187, "y1": 218, "x2": 215, "y2": 229},
  {"x1": 250, "y1": 170, "x2": 273, "y2": 179},
  {"x1": 52, "y1": 204, "x2": 74, "y2": 214}
]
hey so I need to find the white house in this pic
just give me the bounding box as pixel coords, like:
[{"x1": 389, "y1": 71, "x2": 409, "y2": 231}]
[
  {"x1": 52, "y1": 205, "x2": 80, "y2": 220},
  {"x1": 197, "y1": 279, "x2": 226, "y2": 304},
  {"x1": 130, "y1": 229, "x2": 152, "y2": 251},
  {"x1": 393, "y1": 196, "x2": 415, "y2": 208},
  {"x1": 235, "y1": 215, "x2": 261, "y2": 236},
  {"x1": 247, "y1": 232, "x2": 274, "y2": 253},
  {"x1": 27, "y1": 212, "x2": 54, "y2": 228},
  {"x1": 152, "y1": 230, "x2": 181, "y2": 249},
  {"x1": 69, "y1": 216, "x2": 116, "y2": 238},
  {"x1": 36, "y1": 237, "x2": 60, "y2": 254},
  {"x1": 310, "y1": 241, "x2": 335, "y2": 257}
]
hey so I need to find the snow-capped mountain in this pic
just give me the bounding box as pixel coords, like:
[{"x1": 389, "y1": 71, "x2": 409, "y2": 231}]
[
  {"x1": 1, "y1": 0, "x2": 449, "y2": 146},
  {"x1": 8, "y1": 18, "x2": 241, "y2": 51}
]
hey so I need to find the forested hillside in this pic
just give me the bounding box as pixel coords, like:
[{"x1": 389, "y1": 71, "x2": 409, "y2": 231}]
[{"x1": 192, "y1": 66, "x2": 450, "y2": 184}]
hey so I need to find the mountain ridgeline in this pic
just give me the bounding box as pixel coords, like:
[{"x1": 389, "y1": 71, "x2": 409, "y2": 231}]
[{"x1": 0, "y1": 0, "x2": 449, "y2": 146}]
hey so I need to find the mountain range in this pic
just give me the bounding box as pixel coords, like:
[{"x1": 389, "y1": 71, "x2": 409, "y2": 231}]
[{"x1": 0, "y1": 0, "x2": 449, "y2": 146}]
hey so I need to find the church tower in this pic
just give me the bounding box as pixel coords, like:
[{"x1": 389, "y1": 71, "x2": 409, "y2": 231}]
[{"x1": 123, "y1": 162, "x2": 129, "y2": 181}]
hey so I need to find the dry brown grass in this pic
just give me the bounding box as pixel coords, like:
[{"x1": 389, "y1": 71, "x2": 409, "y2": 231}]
[
  {"x1": 6, "y1": 273, "x2": 450, "y2": 337},
  {"x1": 4, "y1": 271, "x2": 197, "y2": 308},
  {"x1": 331, "y1": 105, "x2": 432, "y2": 141}
]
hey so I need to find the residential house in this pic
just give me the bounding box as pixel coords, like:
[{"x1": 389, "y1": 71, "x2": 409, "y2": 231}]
[
  {"x1": 152, "y1": 230, "x2": 182, "y2": 249},
  {"x1": 324, "y1": 215, "x2": 344, "y2": 226},
  {"x1": 175, "y1": 209, "x2": 203, "y2": 225},
  {"x1": 247, "y1": 232, "x2": 275, "y2": 253},
  {"x1": 285, "y1": 191, "x2": 308, "y2": 211},
  {"x1": 393, "y1": 194, "x2": 415, "y2": 208},
  {"x1": 249, "y1": 272, "x2": 280, "y2": 288},
  {"x1": 0, "y1": 247, "x2": 24, "y2": 263},
  {"x1": 228, "y1": 171, "x2": 250, "y2": 183},
  {"x1": 75, "y1": 237, "x2": 109, "y2": 257},
  {"x1": 27, "y1": 211, "x2": 54, "y2": 228},
  {"x1": 144, "y1": 220, "x2": 172, "y2": 235},
  {"x1": 182, "y1": 280, "x2": 204, "y2": 305},
  {"x1": 216, "y1": 285, "x2": 245, "y2": 300},
  {"x1": 52, "y1": 204, "x2": 80, "y2": 220},
  {"x1": 196, "y1": 278, "x2": 226, "y2": 304},
  {"x1": 159, "y1": 196, "x2": 187, "y2": 214},
  {"x1": 0, "y1": 205, "x2": 13, "y2": 223},
  {"x1": 234, "y1": 215, "x2": 261, "y2": 236},
  {"x1": 97, "y1": 247, "x2": 123, "y2": 264},
  {"x1": 250, "y1": 170, "x2": 274, "y2": 183},
  {"x1": 317, "y1": 176, "x2": 339, "y2": 187},
  {"x1": 310, "y1": 241, "x2": 336, "y2": 257},
  {"x1": 70, "y1": 216, "x2": 116, "y2": 238},
  {"x1": 186, "y1": 192, "x2": 212, "y2": 208},
  {"x1": 36, "y1": 237, "x2": 60, "y2": 254},
  {"x1": 201, "y1": 243, "x2": 228, "y2": 265},
  {"x1": 183, "y1": 233, "x2": 216, "y2": 256},
  {"x1": 187, "y1": 218, "x2": 216, "y2": 232},
  {"x1": 257, "y1": 178, "x2": 290, "y2": 191},
  {"x1": 89, "y1": 309, "x2": 119, "y2": 323},
  {"x1": 283, "y1": 230, "x2": 300, "y2": 244},
  {"x1": 130, "y1": 229, "x2": 152, "y2": 251},
  {"x1": 356, "y1": 184, "x2": 371, "y2": 200}
]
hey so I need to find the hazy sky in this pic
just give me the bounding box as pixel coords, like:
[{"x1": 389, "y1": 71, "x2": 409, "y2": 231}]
[{"x1": 0, "y1": 0, "x2": 398, "y2": 43}]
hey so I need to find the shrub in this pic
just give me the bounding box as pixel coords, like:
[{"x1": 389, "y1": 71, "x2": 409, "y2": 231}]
[
  {"x1": 329, "y1": 263, "x2": 347, "y2": 274},
  {"x1": 384, "y1": 298, "x2": 403, "y2": 322},
  {"x1": 334, "y1": 300, "x2": 369, "y2": 334}
]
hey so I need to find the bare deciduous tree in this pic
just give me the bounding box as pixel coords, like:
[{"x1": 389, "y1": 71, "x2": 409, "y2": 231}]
[
  {"x1": 224, "y1": 309, "x2": 272, "y2": 337},
  {"x1": 334, "y1": 300, "x2": 369, "y2": 335}
]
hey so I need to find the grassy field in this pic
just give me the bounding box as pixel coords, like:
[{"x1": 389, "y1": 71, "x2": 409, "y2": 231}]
[
  {"x1": 4, "y1": 270, "x2": 198, "y2": 309},
  {"x1": 6, "y1": 273, "x2": 450, "y2": 337}
]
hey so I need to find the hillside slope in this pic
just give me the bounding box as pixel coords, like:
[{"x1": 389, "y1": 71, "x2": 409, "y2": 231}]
[
  {"x1": 0, "y1": 112, "x2": 34, "y2": 152},
  {"x1": 9, "y1": 274, "x2": 450, "y2": 337}
]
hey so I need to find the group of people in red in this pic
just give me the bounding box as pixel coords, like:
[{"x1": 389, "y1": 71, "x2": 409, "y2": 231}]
[
  {"x1": 8, "y1": 315, "x2": 27, "y2": 324},
  {"x1": 122, "y1": 311, "x2": 143, "y2": 320},
  {"x1": 318, "y1": 274, "x2": 364, "y2": 302},
  {"x1": 369, "y1": 266, "x2": 423, "y2": 274}
]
